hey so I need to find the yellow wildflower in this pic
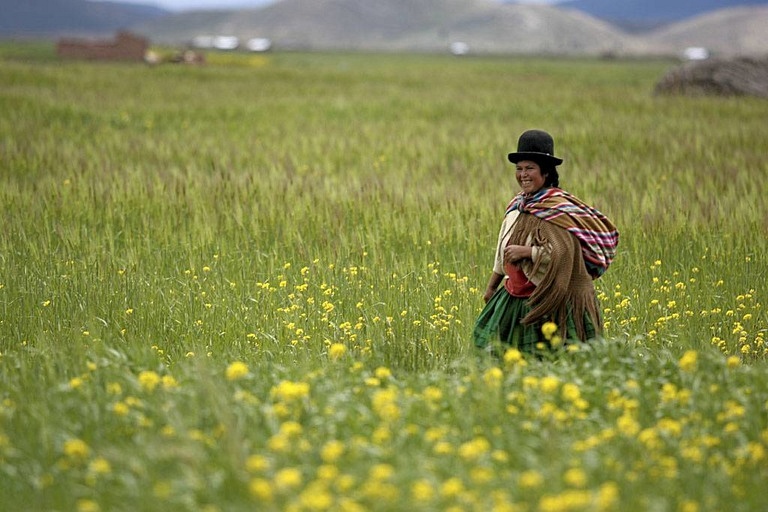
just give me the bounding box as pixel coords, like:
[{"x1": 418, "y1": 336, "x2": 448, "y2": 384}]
[
  {"x1": 423, "y1": 385, "x2": 443, "y2": 402},
  {"x1": 561, "y1": 383, "x2": 581, "y2": 402},
  {"x1": 112, "y1": 401, "x2": 129, "y2": 417},
  {"x1": 596, "y1": 481, "x2": 620, "y2": 511},
  {"x1": 274, "y1": 467, "x2": 303, "y2": 490},
  {"x1": 411, "y1": 479, "x2": 435, "y2": 502},
  {"x1": 246, "y1": 454, "x2": 269, "y2": 473},
  {"x1": 617, "y1": 413, "x2": 640, "y2": 436},
  {"x1": 298, "y1": 481, "x2": 333, "y2": 510},
  {"x1": 440, "y1": 477, "x2": 465, "y2": 498},
  {"x1": 76, "y1": 500, "x2": 100, "y2": 512},
  {"x1": 679, "y1": 350, "x2": 698, "y2": 372},
  {"x1": 225, "y1": 361, "x2": 249, "y2": 381},
  {"x1": 63, "y1": 438, "x2": 90, "y2": 459},
  {"x1": 458, "y1": 437, "x2": 491, "y2": 461},
  {"x1": 519, "y1": 470, "x2": 543, "y2": 489},
  {"x1": 369, "y1": 463, "x2": 395, "y2": 481},
  {"x1": 563, "y1": 467, "x2": 587, "y2": 488},
  {"x1": 539, "y1": 490, "x2": 592, "y2": 512},
  {"x1": 249, "y1": 478, "x2": 273, "y2": 501},
  {"x1": 88, "y1": 457, "x2": 112, "y2": 475},
  {"x1": 138, "y1": 371, "x2": 161, "y2": 392},
  {"x1": 328, "y1": 343, "x2": 347, "y2": 360},
  {"x1": 541, "y1": 321, "x2": 558, "y2": 340},
  {"x1": 503, "y1": 348, "x2": 526, "y2": 368},
  {"x1": 483, "y1": 367, "x2": 504, "y2": 388},
  {"x1": 540, "y1": 375, "x2": 560, "y2": 394},
  {"x1": 321, "y1": 440, "x2": 345, "y2": 463},
  {"x1": 372, "y1": 388, "x2": 400, "y2": 422},
  {"x1": 317, "y1": 464, "x2": 339, "y2": 481},
  {"x1": 271, "y1": 380, "x2": 310, "y2": 402}
]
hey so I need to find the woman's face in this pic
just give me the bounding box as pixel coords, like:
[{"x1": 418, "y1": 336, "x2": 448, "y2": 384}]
[{"x1": 515, "y1": 160, "x2": 547, "y2": 195}]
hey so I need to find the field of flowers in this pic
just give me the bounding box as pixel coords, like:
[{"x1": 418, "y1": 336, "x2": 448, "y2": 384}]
[{"x1": 1, "y1": 44, "x2": 766, "y2": 511}]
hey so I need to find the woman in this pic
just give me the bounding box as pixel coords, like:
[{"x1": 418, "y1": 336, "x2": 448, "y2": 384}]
[{"x1": 473, "y1": 129, "x2": 618, "y2": 354}]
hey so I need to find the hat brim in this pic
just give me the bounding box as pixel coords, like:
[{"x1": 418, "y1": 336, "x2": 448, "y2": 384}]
[{"x1": 507, "y1": 152, "x2": 563, "y2": 166}]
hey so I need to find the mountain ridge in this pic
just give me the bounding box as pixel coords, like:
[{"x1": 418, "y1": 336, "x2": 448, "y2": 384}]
[
  {"x1": 0, "y1": 0, "x2": 169, "y2": 37},
  {"x1": 2, "y1": 0, "x2": 767, "y2": 58},
  {"x1": 550, "y1": 0, "x2": 768, "y2": 29},
  {"x1": 131, "y1": 0, "x2": 768, "y2": 57}
]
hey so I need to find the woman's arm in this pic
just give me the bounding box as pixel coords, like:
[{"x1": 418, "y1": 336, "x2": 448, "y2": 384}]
[
  {"x1": 483, "y1": 271, "x2": 504, "y2": 303},
  {"x1": 504, "y1": 244, "x2": 533, "y2": 263}
]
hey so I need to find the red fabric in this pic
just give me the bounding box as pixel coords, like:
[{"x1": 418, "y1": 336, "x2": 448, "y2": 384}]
[{"x1": 504, "y1": 263, "x2": 535, "y2": 297}]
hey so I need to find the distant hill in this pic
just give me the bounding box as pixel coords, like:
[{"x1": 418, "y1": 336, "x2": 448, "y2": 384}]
[
  {"x1": 3, "y1": 0, "x2": 768, "y2": 58},
  {"x1": 134, "y1": 0, "x2": 642, "y2": 55},
  {"x1": 644, "y1": 6, "x2": 768, "y2": 57},
  {"x1": 0, "y1": 0, "x2": 169, "y2": 37},
  {"x1": 549, "y1": 0, "x2": 768, "y2": 30},
  {"x1": 132, "y1": 0, "x2": 768, "y2": 57}
]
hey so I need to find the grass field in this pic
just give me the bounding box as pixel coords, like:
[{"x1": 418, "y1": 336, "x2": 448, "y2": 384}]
[{"x1": 1, "y1": 43, "x2": 767, "y2": 511}]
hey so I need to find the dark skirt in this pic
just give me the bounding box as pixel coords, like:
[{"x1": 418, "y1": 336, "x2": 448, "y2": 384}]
[{"x1": 473, "y1": 287, "x2": 597, "y2": 355}]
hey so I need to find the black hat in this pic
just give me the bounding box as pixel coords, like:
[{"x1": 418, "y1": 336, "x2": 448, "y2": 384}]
[{"x1": 507, "y1": 129, "x2": 563, "y2": 167}]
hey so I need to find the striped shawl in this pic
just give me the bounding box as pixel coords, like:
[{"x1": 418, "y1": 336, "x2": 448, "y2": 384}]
[
  {"x1": 506, "y1": 187, "x2": 618, "y2": 278},
  {"x1": 506, "y1": 187, "x2": 618, "y2": 340}
]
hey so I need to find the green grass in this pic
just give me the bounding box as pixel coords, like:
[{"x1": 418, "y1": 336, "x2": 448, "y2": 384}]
[{"x1": 1, "y1": 44, "x2": 766, "y2": 512}]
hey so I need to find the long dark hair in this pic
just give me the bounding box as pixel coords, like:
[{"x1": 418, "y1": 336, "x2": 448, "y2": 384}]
[{"x1": 540, "y1": 162, "x2": 560, "y2": 188}]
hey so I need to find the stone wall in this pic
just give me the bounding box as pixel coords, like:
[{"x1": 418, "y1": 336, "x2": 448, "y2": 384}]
[{"x1": 57, "y1": 31, "x2": 149, "y2": 62}]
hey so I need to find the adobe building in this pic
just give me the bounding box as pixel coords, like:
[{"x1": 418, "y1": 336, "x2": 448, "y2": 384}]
[{"x1": 57, "y1": 31, "x2": 149, "y2": 62}]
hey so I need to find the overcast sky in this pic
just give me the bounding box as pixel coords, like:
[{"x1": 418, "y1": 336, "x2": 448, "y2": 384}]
[
  {"x1": 99, "y1": 0, "x2": 560, "y2": 12},
  {"x1": 110, "y1": 0, "x2": 275, "y2": 11}
]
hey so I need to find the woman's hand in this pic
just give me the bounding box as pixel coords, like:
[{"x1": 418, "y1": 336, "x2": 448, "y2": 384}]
[
  {"x1": 482, "y1": 272, "x2": 504, "y2": 303},
  {"x1": 504, "y1": 244, "x2": 532, "y2": 263}
]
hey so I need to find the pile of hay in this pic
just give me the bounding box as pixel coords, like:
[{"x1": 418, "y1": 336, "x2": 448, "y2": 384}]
[{"x1": 654, "y1": 56, "x2": 768, "y2": 98}]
